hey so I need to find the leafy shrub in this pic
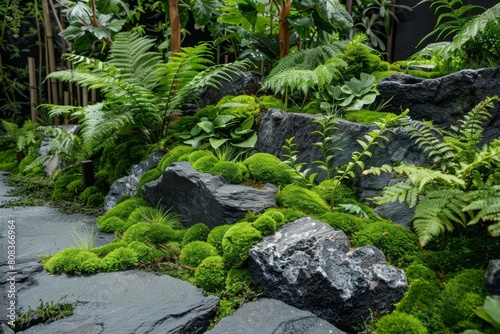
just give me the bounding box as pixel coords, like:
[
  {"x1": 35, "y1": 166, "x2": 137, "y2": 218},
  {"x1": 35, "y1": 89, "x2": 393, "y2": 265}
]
[
  {"x1": 222, "y1": 223, "x2": 262, "y2": 268},
  {"x1": 179, "y1": 241, "x2": 218, "y2": 268},
  {"x1": 66, "y1": 179, "x2": 84, "y2": 194},
  {"x1": 98, "y1": 217, "x2": 132, "y2": 233},
  {"x1": 207, "y1": 225, "x2": 232, "y2": 255},
  {"x1": 103, "y1": 247, "x2": 139, "y2": 271},
  {"x1": 182, "y1": 223, "x2": 210, "y2": 247},
  {"x1": 252, "y1": 215, "x2": 276, "y2": 236},
  {"x1": 441, "y1": 269, "x2": 487, "y2": 331},
  {"x1": 375, "y1": 311, "x2": 428, "y2": 334},
  {"x1": 276, "y1": 184, "x2": 331, "y2": 216},
  {"x1": 395, "y1": 279, "x2": 445, "y2": 333},
  {"x1": 262, "y1": 209, "x2": 285, "y2": 228},
  {"x1": 98, "y1": 197, "x2": 150, "y2": 223},
  {"x1": 320, "y1": 211, "x2": 367, "y2": 235},
  {"x1": 243, "y1": 153, "x2": 293, "y2": 186},
  {"x1": 352, "y1": 222, "x2": 419, "y2": 267},
  {"x1": 192, "y1": 155, "x2": 219, "y2": 173},
  {"x1": 194, "y1": 255, "x2": 228, "y2": 293}
]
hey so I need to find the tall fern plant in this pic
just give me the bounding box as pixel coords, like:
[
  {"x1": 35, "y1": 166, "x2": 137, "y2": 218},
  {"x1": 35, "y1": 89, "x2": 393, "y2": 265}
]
[
  {"x1": 45, "y1": 32, "x2": 250, "y2": 155},
  {"x1": 363, "y1": 96, "x2": 500, "y2": 247}
]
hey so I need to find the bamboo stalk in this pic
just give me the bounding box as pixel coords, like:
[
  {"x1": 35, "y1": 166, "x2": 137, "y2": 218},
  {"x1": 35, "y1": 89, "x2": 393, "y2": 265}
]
[
  {"x1": 28, "y1": 57, "x2": 38, "y2": 123},
  {"x1": 42, "y1": 0, "x2": 60, "y2": 125},
  {"x1": 64, "y1": 91, "x2": 70, "y2": 124},
  {"x1": 82, "y1": 87, "x2": 88, "y2": 107},
  {"x1": 91, "y1": 89, "x2": 96, "y2": 105}
]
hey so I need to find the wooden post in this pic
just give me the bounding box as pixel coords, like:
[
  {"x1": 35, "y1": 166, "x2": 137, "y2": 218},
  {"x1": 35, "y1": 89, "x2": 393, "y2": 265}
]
[
  {"x1": 82, "y1": 87, "x2": 88, "y2": 107},
  {"x1": 91, "y1": 89, "x2": 97, "y2": 105},
  {"x1": 64, "y1": 91, "x2": 70, "y2": 124},
  {"x1": 28, "y1": 57, "x2": 38, "y2": 123},
  {"x1": 81, "y1": 160, "x2": 95, "y2": 188}
]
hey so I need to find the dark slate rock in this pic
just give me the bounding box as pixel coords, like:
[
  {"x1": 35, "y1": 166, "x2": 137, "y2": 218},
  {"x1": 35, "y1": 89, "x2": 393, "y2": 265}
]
[
  {"x1": 207, "y1": 298, "x2": 346, "y2": 334},
  {"x1": 15, "y1": 270, "x2": 219, "y2": 334},
  {"x1": 247, "y1": 217, "x2": 408, "y2": 331},
  {"x1": 1, "y1": 323, "x2": 14, "y2": 334},
  {"x1": 103, "y1": 151, "x2": 163, "y2": 211},
  {"x1": 486, "y1": 259, "x2": 500, "y2": 295},
  {"x1": 377, "y1": 67, "x2": 500, "y2": 143},
  {"x1": 192, "y1": 71, "x2": 263, "y2": 112},
  {"x1": 142, "y1": 162, "x2": 277, "y2": 228}
]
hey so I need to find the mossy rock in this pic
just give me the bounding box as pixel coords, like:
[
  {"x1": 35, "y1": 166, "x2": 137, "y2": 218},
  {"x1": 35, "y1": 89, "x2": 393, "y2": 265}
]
[
  {"x1": 98, "y1": 197, "x2": 150, "y2": 223},
  {"x1": 251, "y1": 215, "x2": 276, "y2": 236},
  {"x1": 441, "y1": 269, "x2": 487, "y2": 331},
  {"x1": 276, "y1": 184, "x2": 331, "y2": 216},
  {"x1": 182, "y1": 223, "x2": 210, "y2": 247},
  {"x1": 395, "y1": 279, "x2": 445, "y2": 333},
  {"x1": 375, "y1": 312, "x2": 428, "y2": 334},
  {"x1": 179, "y1": 241, "x2": 218, "y2": 268},
  {"x1": 92, "y1": 242, "x2": 127, "y2": 257},
  {"x1": 188, "y1": 150, "x2": 215, "y2": 164},
  {"x1": 210, "y1": 161, "x2": 247, "y2": 184},
  {"x1": 158, "y1": 145, "x2": 194, "y2": 171},
  {"x1": 344, "y1": 110, "x2": 398, "y2": 124},
  {"x1": 207, "y1": 225, "x2": 232, "y2": 256},
  {"x1": 192, "y1": 155, "x2": 219, "y2": 173},
  {"x1": 194, "y1": 255, "x2": 228, "y2": 293},
  {"x1": 243, "y1": 153, "x2": 293, "y2": 186},
  {"x1": 137, "y1": 168, "x2": 163, "y2": 197},
  {"x1": 404, "y1": 263, "x2": 440, "y2": 287},
  {"x1": 103, "y1": 247, "x2": 139, "y2": 271},
  {"x1": 352, "y1": 221, "x2": 419, "y2": 267},
  {"x1": 320, "y1": 211, "x2": 367, "y2": 235},
  {"x1": 222, "y1": 223, "x2": 262, "y2": 268},
  {"x1": 98, "y1": 217, "x2": 133, "y2": 234},
  {"x1": 262, "y1": 209, "x2": 285, "y2": 228}
]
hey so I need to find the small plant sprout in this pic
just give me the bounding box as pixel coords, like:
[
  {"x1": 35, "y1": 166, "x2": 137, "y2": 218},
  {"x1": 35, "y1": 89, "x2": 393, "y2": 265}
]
[{"x1": 71, "y1": 222, "x2": 98, "y2": 250}]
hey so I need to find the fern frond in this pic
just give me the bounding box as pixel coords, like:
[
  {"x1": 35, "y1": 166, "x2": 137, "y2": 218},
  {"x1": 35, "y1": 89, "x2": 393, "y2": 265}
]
[
  {"x1": 464, "y1": 186, "x2": 500, "y2": 225},
  {"x1": 413, "y1": 189, "x2": 469, "y2": 247},
  {"x1": 107, "y1": 32, "x2": 163, "y2": 89},
  {"x1": 456, "y1": 141, "x2": 500, "y2": 180},
  {"x1": 371, "y1": 181, "x2": 420, "y2": 207},
  {"x1": 488, "y1": 221, "x2": 500, "y2": 237}
]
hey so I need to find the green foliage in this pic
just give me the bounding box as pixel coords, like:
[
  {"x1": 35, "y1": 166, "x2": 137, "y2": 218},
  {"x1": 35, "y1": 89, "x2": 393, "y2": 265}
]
[
  {"x1": 158, "y1": 145, "x2": 194, "y2": 171},
  {"x1": 13, "y1": 300, "x2": 74, "y2": 332},
  {"x1": 43, "y1": 248, "x2": 84, "y2": 274},
  {"x1": 243, "y1": 153, "x2": 293, "y2": 186},
  {"x1": 51, "y1": 174, "x2": 80, "y2": 202},
  {"x1": 99, "y1": 137, "x2": 148, "y2": 183},
  {"x1": 251, "y1": 215, "x2": 277, "y2": 236},
  {"x1": 364, "y1": 97, "x2": 500, "y2": 246},
  {"x1": 207, "y1": 225, "x2": 232, "y2": 255},
  {"x1": 182, "y1": 223, "x2": 210, "y2": 247},
  {"x1": 395, "y1": 279, "x2": 445, "y2": 333},
  {"x1": 1, "y1": 119, "x2": 39, "y2": 152},
  {"x1": 375, "y1": 311, "x2": 428, "y2": 334},
  {"x1": 222, "y1": 223, "x2": 262, "y2": 268},
  {"x1": 216, "y1": 95, "x2": 262, "y2": 120},
  {"x1": 98, "y1": 197, "x2": 149, "y2": 223},
  {"x1": 0, "y1": 146, "x2": 16, "y2": 171},
  {"x1": 337, "y1": 35, "x2": 388, "y2": 80},
  {"x1": 188, "y1": 150, "x2": 216, "y2": 164},
  {"x1": 276, "y1": 184, "x2": 332, "y2": 216},
  {"x1": 121, "y1": 222, "x2": 151, "y2": 244},
  {"x1": 194, "y1": 255, "x2": 228, "y2": 293},
  {"x1": 179, "y1": 241, "x2": 218, "y2": 268},
  {"x1": 91, "y1": 242, "x2": 126, "y2": 258},
  {"x1": 352, "y1": 222, "x2": 420, "y2": 267},
  {"x1": 441, "y1": 269, "x2": 488, "y2": 331},
  {"x1": 225, "y1": 268, "x2": 254, "y2": 297},
  {"x1": 86, "y1": 193, "x2": 105, "y2": 208},
  {"x1": 469, "y1": 295, "x2": 500, "y2": 333},
  {"x1": 103, "y1": 247, "x2": 139, "y2": 271}
]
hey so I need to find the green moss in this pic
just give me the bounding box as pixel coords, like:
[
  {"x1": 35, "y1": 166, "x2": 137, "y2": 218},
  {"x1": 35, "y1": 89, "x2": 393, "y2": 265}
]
[
  {"x1": 98, "y1": 197, "x2": 150, "y2": 223},
  {"x1": 79, "y1": 186, "x2": 98, "y2": 201},
  {"x1": 91, "y1": 242, "x2": 127, "y2": 257},
  {"x1": 315, "y1": 180, "x2": 357, "y2": 204},
  {"x1": 222, "y1": 223, "x2": 262, "y2": 268},
  {"x1": 121, "y1": 222, "x2": 151, "y2": 244},
  {"x1": 51, "y1": 174, "x2": 80, "y2": 201},
  {"x1": 352, "y1": 222, "x2": 419, "y2": 268},
  {"x1": 149, "y1": 224, "x2": 181, "y2": 244},
  {"x1": 0, "y1": 147, "x2": 16, "y2": 171},
  {"x1": 243, "y1": 153, "x2": 292, "y2": 186},
  {"x1": 127, "y1": 241, "x2": 152, "y2": 263},
  {"x1": 137, "y1": 167, "x2": 162, "y2": 196},
  {"x1": 158, "y1": 145, "x2": 194, "y2": 171},
  {"x1": 194, "y1": 255, "x2": 228, "y2": 293},
  {"x1": 216, "y1": 95, "x2": 260, "y2": 119},
  {"x1": 404, "y1": 263, "x2": 440, "y2": 287},
  {"x1": 192, "y1": 155, "x2": 219, "y2": 173},
  {"x1": 103, "y1": 247, "x2": 138, "y2": 271},
  {"x1": 225, "y1": 268, "x2": 253, "y2": 296},
  {"x1": 94, "y1": 169, "x2": 110, "y2": 193},
  {"x1": 252, "y1": 215, "x2": 276, "y2": 236},
  {"x1": 210, "y1": 161, "x2": 246, "y2": 184},
  {"x1": 263, "y1": 209, "x2": 285, "y2": 228},
  {"x1": 86, "y1": 193, "x2": 104, "y2": 208},
  {"x1": 179, "y1": 241, "x2": 218, "y2": 268},
  {"x1": 441, "y1": 269, "x2": 487, "y2": 331},
  {"x1": 188, "y1": 150, "x2": 216, "y2": 164},
  {"x1": 80, "y1": 257, "x2": 106, "y2": 274},
  {"x1": 344, "y1": 110, "x2": 398, "y2": 124},
  {"x1": 207, "y1": 225, "x2": 232, "y2": 255},
  {"x1": 395, "y1": 280, "x2": 445, "y2": 333},
  {"x1": 276, "y1": 184, "x2": 331, "y2": 216},
  {"x1": 98, "y1": 216, "x2": 133, "y2": 233},
  {"x1": 43, "y1": 248, "x2": 81, "y2": 274},
  {"x1": 66, "y1": 179, "x2": 84, "y2": 194},
  {"x1": 126, "y1": 206, "x2": 159, "y2": 225},
  {"x1": 182, "y1": 223, "x2": 210, "y2": 247},
  {"x1": 376, "y1": 312, "x2": 428, "y2": 334},
  {"x1": 320, "y1": 211, "x2": 367, "y2": 235},
  {"x1": 338, "y1": 42, "x2": 388, "y2": 81},
  {"x1": 371, "y1": 70, "x2": 400, "y2": 82}
]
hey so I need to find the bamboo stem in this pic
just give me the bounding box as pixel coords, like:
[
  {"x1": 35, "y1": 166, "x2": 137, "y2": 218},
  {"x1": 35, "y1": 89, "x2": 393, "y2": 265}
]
[
  {"x1": 64, "y1": 91, "x2": 70, "y2": 124},
  {"x1": 28, "y1": 57, "x2": 38, "y2": 123},
  {"x1": 82, "y1": 87, "x2": 88, "y2": 107},
  {"x1": 42, "y1": 0, "x2": 60, "y2": 124}
]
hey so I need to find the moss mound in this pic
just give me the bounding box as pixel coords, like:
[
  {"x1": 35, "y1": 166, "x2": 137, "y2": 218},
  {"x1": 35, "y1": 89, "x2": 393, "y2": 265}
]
[
  {"x1": 98, "y1": 216, "x2": 133, "y2": 234},
  {"x1": 276, "y1": 184, "x2": 331, "y2": 216},
  {"x1": 102, "y1": 247, "x2": 139, "y2": 271},
  {"x1": 252, "y1": 215, "x2": 276, "y2": 236},
  {"x1": 210, "y1": 161, "x2": 247, "y2": 184},
  {"x1": 194, "y1": 255, "x2": 228, "y2": 293},
  {"x1": 375, "y1": 312, "x2": 428, "y2": 334},
  {"x1": 98, "y1": 197, "x2": 150, "y2": 223},
  {"x1": 320, "y1": 211, "x2": 367, "y2": 235},
  {"x1": 243, "y1": 153, "x2": 292, "y2": 186},
  {"x1": 179, "y1": 241, "x2": 218, "y2": 268},
  {"x1": 181, "y1": 223, "x2": 210, "y2": 247},
  {"x1": 207, "y1": 225, "x2": 232, "y2": 255},
  {"x1": 222, "y1": 223, "x2": 262, "y2": 268}
]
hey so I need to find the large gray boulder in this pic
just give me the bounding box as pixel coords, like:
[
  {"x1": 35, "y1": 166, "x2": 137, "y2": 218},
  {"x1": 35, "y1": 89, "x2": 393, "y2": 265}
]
[
  {"x1": 142, "y1": 162, "x2": 277, "y2": 228},
  {"x1": 104, "y1": 151, "x2": 163, "y2": 211},
  {"x1": 486, "y1": 259, "x2": 500, "y2": 295},
  {"x1": 247, "y1": 217, "x2": 408, "y2": 331},
  {"x1": 377, "y1": 67, "x2": 500, "y2": 143},
  {"x1": 207, "y1": 298, "x2": 346, "y2": 334}
]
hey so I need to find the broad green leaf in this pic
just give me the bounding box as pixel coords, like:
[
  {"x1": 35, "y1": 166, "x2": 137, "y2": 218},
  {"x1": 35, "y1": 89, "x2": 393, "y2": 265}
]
[
  {"x1": 315, "y1": 0, "x2": 353, "y2": 30},
  {"x1": 197, "y1": 121, "x2": 216, "y2": 133},
  {"x1": 213, "y1": 114, "x2": 236, "y2": 127},
  {"x1": 483, "y1": 295, "x2": 500, "y2": 327},
  {"x1": 191, "y1": 0, "x2": 222, "y2": 26},
  {"x1": 232, "y1": 132, "x2": 257, "y2": 148},
  {"x1": 209, "y1": 137, "x2": 229, "y2": 149},
  {"x1": 288, "y1": 15, "x2": 314, "y2": 40}
]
